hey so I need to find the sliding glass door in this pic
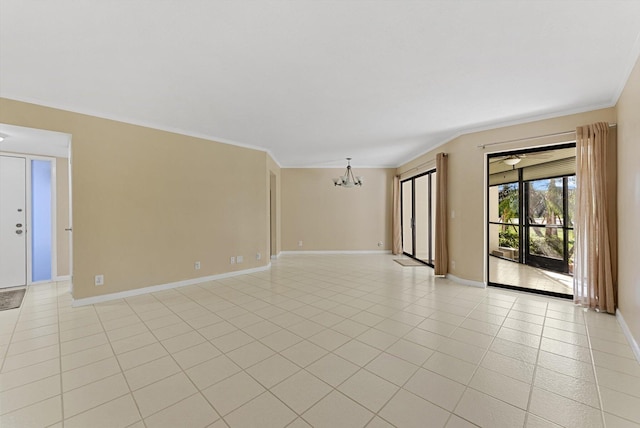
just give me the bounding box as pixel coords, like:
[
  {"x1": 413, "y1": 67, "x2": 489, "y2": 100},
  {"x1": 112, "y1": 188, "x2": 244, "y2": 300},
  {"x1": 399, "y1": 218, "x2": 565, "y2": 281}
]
[
  {"x1": 401, "y1": 170, "x2": 437, "y2": 266},
  {"x1": 524, "y1": 176, "x2": 575, "y2": 274},
  {"x1": 487, "y1": 143, "x2": 576, "y2": 298}
]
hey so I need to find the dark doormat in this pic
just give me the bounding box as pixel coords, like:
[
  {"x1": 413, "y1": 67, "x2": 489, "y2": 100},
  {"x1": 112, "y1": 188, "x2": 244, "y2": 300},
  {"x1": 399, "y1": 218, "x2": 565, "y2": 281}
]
[
  {"x1": 0, "y1": 288, "x2": 26, "y2": 311},
  {"x1": 394, "y1": 259, "x2": 426, "y2": 267}
]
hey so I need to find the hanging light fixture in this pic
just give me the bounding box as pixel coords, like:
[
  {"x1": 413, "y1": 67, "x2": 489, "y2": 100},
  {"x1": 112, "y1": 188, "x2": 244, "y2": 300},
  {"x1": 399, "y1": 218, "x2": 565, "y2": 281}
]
[
  {"x1": 503, "y1": 156, "x2": 522, "y2": 166},
  {"x1": 333, "y1": 158, "x2": 363, "y2": 187}
]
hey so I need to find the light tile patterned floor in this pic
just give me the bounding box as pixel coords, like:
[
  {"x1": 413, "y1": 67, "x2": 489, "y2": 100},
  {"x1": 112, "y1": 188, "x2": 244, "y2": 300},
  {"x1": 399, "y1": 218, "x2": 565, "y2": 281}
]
[
  {"x1": 0, "y1": 254, "x2": 638, "y2": 428},
  {"x1": 490, "y1": 256, "x2": 574, "y2": 295}
]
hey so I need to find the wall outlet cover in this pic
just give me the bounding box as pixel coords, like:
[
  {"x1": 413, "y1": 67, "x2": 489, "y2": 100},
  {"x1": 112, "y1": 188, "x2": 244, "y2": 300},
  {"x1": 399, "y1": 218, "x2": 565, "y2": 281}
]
[{"x1": 95, "y1": 274, "x2": 104, "y2": 286}]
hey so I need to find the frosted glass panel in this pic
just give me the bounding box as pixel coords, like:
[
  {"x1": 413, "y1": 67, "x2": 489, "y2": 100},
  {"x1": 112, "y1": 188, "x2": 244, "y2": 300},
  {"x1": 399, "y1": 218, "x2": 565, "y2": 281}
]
[{"x1": 32, "y1": 160, "x2": 52, "y2": 282}]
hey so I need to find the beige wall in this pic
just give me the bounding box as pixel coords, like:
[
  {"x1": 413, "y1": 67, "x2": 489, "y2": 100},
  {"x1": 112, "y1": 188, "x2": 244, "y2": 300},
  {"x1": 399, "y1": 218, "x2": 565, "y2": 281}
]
[
  {"x1": 282, "y1": 168, "x2": 394, "y2": 251},
  {"x1": 616, "y1": 56, "x2": 640, "y2": 344},
  {"x1": 1, "y1": 98, "x2": 270, "y2": 299},
  {"x1": 56, "y1": 157, "x2": 70, "y2": 277},
  {"x1": 398, "y1": 107, "x2": 616, "y2": 282}
]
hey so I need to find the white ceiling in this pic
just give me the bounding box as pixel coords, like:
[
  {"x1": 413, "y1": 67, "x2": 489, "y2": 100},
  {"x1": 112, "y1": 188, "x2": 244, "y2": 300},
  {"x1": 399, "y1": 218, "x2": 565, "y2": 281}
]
[{"x1": 1, "y1": 1, "x2": 639, "y2": 167}]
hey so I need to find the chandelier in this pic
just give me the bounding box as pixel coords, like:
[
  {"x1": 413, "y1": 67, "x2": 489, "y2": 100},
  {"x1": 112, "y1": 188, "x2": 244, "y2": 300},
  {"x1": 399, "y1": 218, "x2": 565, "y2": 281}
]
[{"x1": 333, "y1": 158, "x2": 363, "y2": 187}]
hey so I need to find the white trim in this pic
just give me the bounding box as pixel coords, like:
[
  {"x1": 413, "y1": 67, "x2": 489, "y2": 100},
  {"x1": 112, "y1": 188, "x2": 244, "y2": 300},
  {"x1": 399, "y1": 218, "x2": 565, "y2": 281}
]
[
  {"x1": 55, "y1": 275, "x2": 71, "y2": 281},
  {"x1": 394, "y1": 102, "x2": 614, "y2": 168},
  {"x1": 447, "y1": 274, "x2": 486, "y2": 288},
  {"x1": 50, "y1": 159, "x2": 57, "y2": 280},
  {"x1": 282, "y1": 164, "x2": 397, "y2": 169},
  {"x1": 25, "y1": 156, "x2": 32, "y2": 285},
  {"x1": 67, "y1": 143, "x2": 73, "y2": 295},
  {"x1": 1, "y1": 95, "x2": 273, "y2": 157},
  {"x1": 71, "y1": 264, "x2": 271, "y2": 307},
  {"x1": 616, "y1": 308, "x2": 640, "y2": 363},
  {"x1": 270, "y1": 252, "x2": 281, "y2": 260},
  {"x1": 280, "y1": 250, "x2": 392, "y2": 255}
]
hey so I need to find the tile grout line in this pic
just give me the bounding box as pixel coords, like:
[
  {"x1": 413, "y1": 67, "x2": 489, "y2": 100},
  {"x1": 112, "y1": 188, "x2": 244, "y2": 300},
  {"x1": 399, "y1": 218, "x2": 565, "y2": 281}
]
[
  {"x1": 6, "y1": 257, "x2": 633, "y2": 428},
  {"x1": 443, "y1": 290, "x2": 516, "y2": 427},
  {"x1": 56, "y1": 281, "x2": 66, "y2": 428},
  {"x1": 0, "y1": 284, "x2": 62, "y2": 423},
  {"x1": 583, "y1": 308, "x2": 610, "y2": 428},
  {"x1": 0, "y1": 286, "x2": 29, "y2": 374},
  {"x1": 522, "y1": 297, "x2": 549, "y2": 427}
]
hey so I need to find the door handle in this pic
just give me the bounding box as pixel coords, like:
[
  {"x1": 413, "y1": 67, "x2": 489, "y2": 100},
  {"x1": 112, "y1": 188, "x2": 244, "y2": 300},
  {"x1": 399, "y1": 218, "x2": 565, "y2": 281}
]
[
  {"x1": 16, "y1": 230, "x2": 23, "y2": 235},
  {"x1": 65, "y1": 228, "x2": 72, "y2": 231},
  {"x1": 16, "y1": 223, "x2": 22, "y2": 227}
]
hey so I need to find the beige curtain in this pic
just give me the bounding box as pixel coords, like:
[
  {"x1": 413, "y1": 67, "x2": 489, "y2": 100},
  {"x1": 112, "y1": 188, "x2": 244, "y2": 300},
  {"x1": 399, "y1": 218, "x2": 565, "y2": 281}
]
[
  {"x1": 434, "y1": 153, "x2": 448, "y2": 275},
  {"x1": 392, "y1": 175, "x2": 402, "y2": 255},
  {"x1": 574, "y1": 122, "x2": 617, "y2": 313}
]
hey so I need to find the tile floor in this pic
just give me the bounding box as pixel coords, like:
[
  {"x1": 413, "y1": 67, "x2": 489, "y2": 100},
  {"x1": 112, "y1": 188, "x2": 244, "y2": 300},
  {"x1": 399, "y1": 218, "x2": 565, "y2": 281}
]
[
  {"x1": 1, "y1": 254, "x2": 638, "y2": 428},
  {"x1": 489, "y1": 256, "x2": 574, "y2": 295}
]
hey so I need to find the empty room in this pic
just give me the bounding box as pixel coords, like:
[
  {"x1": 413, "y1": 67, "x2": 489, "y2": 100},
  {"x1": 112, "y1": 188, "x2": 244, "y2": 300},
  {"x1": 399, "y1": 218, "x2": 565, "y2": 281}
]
[{"x1": 0, "y1": 1, "x2": 639, "y2": 427}]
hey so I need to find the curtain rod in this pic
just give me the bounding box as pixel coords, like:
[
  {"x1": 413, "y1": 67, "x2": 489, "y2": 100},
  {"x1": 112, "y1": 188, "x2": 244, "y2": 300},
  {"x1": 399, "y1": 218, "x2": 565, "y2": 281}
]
[
  {"x1": 477, "y1": 123, "x2": 616, "y2": 149},
  {"x1": 400, "y1": 153, "x2": 447, "y2": 176}
]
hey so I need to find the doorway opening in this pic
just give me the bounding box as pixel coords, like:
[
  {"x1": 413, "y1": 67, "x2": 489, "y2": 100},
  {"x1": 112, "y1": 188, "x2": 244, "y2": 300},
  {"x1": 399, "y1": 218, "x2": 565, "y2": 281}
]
[
  {"x1": 0, "y1": 123, "x2": 72, "y2": 291},
  {"x1": 401, "y1": 169, "x2": 437, "y2": 266},
  {"x1": 0, "y1": 155, "x2": 56, "y2": 287},
  {"x1": 487, "y1": 143, "x2": 576, "y2": 298}
]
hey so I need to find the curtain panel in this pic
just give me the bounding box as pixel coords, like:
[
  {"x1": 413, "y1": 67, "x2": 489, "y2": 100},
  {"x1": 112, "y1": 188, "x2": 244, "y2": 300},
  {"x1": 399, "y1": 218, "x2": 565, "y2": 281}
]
[
  {"x1": 574, "y1": 122, "x2": 617, "y2": 313},
  {"x1": 434, "y1": 153, "x2": 449, "y2": 275}
]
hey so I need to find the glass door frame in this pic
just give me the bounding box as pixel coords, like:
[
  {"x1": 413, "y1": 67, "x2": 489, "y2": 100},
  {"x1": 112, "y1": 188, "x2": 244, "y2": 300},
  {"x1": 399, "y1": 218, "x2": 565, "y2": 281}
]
[
  {"x1": 401, "y1": 169, "x2": 436, "y2": 267},
  {"x1": 486, "y1": 143, "x2": 575, "y2": 299},
  {"x1": 524, "y1": 176, "x2": 574, "y2": 274}
]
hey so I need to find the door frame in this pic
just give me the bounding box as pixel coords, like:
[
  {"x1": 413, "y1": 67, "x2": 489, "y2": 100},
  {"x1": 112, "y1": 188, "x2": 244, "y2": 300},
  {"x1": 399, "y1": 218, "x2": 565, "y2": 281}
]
[
  {"x1": 523, "y1": 176, "x2": 573, "y2": 274},
  {"x1": 401, "y1": 169, "x2": 436, "y2": 267},
  {"x1": 484, "y1": 142, "x2": 575, "y2": 299},
  {"x1": 1, "y1": 152, "x2": 58, "y2": 285}
]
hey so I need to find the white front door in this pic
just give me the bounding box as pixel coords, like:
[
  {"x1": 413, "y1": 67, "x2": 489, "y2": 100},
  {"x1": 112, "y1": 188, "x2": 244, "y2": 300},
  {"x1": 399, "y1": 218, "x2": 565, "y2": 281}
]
[{"x1": 0, "y1": 155, "x2": 27, "y2": 288}]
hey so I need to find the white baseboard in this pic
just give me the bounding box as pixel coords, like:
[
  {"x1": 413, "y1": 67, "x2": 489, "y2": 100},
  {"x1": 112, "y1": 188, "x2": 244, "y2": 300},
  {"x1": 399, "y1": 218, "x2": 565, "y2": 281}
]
[
  {"x1": 270, "y1": 253, "x2": 281, "y2": 260},
  {"x1": 72, "y1": 264, "x2": 271, "y2": 307},
  {"x1": 616, "y1": 308, "x2": 640, "y2": 363},
  {"x1": 447, "y1": 274, "x2": 486, "y2": 288},
  {"x1": 55, "y1": 275, "x2": 71, "y2": 281},
  {"x1": 280, "y1": 250, "x2": 392, "y2": 255}
]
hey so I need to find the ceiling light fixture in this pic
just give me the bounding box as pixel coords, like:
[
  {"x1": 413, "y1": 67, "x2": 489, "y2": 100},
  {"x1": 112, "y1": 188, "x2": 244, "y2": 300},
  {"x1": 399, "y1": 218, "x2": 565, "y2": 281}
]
[
  {"x1": 503, "y1": 156, "x2": 522, "y2": 166},
  {"x1": 333, "y1": 158, "x2": 363, "y2": 188}
]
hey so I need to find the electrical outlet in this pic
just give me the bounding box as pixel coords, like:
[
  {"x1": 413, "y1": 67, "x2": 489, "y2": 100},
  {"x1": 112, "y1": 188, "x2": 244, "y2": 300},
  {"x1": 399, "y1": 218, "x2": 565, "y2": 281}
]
[
  {"x1": 194, "y1": 261, "x2": 201, "y2": 270},
  {"x1": 451, "y1": 260, "x2": 456, "y2": 269},
  {"x1": 237, "y1": 255, "x2": 243, "y2": 263},
  {"x1": 230, "y1": 256, "x2": 235, "y2": 264},
  {"x1": 256, "y1": 252, "x2": 261, "y2": 260},
  {"x1": 378, "y1": 241, "x2": 383, "y2": 247},
  {"x1": 298, "y1": 240, "x2": 303, "y2": 247},
  {"x1": 95, "y1": 274, "x2": 104, "y2": 286}
]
